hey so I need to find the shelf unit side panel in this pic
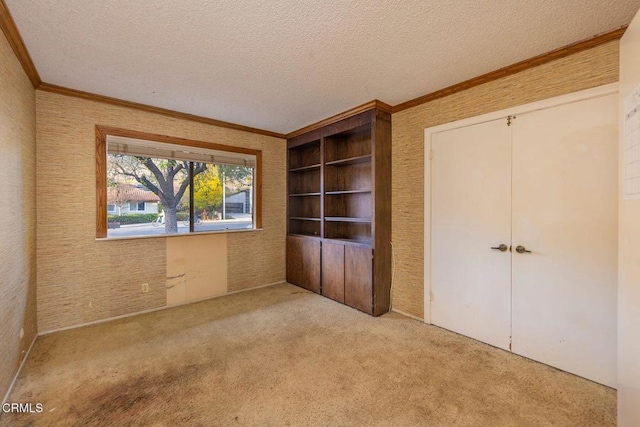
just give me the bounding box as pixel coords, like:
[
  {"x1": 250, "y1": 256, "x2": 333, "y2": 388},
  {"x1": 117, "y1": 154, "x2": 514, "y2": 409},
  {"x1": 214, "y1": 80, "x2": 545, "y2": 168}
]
[{"x1": 372, "y1": 113, "x2": 392, "y2": 315}]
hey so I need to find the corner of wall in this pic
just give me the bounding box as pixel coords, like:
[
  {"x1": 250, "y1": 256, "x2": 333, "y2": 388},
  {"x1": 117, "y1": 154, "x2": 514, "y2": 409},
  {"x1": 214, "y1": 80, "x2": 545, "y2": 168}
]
[{"x1": 0, "y1": 28, "x2": 38, "y2": 401}]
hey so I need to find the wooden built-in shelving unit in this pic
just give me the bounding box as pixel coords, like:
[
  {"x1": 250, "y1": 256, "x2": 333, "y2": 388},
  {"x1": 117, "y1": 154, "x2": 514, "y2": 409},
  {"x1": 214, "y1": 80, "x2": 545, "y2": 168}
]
[{"x1": 286, "y1": 106, "x2": 391, "y2": 315}]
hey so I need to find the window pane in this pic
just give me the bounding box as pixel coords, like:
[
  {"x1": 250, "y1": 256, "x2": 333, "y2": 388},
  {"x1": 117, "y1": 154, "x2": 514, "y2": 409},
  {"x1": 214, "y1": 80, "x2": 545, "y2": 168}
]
[
  {"x1": 106, "y1": 154, "x2": 190, "y2": 237},
  {"x1": 193, "y1": 164, "x2": 254, "y2": 232}
]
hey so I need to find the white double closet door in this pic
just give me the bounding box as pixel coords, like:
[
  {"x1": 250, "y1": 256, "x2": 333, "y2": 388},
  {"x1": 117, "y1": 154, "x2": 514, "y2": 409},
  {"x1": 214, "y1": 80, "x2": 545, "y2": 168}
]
[{"x1": 430, "y1": 92, "x2": 618, "y2": 387}]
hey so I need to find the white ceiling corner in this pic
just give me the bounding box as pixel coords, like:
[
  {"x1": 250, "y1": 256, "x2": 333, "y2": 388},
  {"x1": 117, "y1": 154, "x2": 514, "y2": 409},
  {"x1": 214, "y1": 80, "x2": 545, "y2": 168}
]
[{"x1": 6, "y1": 0, "x2": 640, "y2": 134}]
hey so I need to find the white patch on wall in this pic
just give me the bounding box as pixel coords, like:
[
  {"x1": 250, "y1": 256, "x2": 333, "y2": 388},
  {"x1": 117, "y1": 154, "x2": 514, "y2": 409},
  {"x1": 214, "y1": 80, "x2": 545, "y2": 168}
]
[{"x1": 165, "y1": 234, "x2": 228, "y2": 306}]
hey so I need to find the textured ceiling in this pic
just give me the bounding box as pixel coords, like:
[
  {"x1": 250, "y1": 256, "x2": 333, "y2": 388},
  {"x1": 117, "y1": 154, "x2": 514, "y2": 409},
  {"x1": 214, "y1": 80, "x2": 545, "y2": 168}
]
[{"x1": 6, "y1": 0, "x2": 640, "y2": 134}]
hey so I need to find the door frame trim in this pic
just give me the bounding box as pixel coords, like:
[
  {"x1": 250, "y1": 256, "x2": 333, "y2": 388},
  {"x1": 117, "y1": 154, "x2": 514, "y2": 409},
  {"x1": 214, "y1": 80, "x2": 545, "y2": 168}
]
[{"x1": 423, "y1": 82, "x2": 618, "y2": 324}]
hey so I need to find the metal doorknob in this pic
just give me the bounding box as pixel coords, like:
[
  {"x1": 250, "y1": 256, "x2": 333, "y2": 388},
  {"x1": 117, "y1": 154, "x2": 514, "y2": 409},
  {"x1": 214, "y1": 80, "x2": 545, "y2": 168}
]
[
  {"x1": 515, "y1": 245, "x2": 531, "y2": 254},
  {"x1": 491, "y1": 244, "x2": 508, "y2": 252}
]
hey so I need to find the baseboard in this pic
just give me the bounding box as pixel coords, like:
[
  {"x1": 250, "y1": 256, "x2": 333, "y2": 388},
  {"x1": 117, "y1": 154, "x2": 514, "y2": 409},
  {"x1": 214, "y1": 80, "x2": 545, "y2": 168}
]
[
  {"x1": 2, "y1": 334, "x2": 37, "y2": 406},
  {"x1": 391, "y1": 308, "x2": 426, "y2": 323},
  {"x1": 226, "y1": 280, "x2": 287, "y2": 296},
  {"x1": 39, "y1": 280, "x2": 286, "y2": 336}
]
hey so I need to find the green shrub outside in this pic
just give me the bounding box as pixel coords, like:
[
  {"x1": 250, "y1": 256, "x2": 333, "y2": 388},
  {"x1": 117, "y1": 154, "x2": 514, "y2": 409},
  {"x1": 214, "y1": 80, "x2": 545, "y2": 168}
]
[
  {"x1": 107, "y1": 213, "x2": 159, "y2": 225},
  {"x1": 107, "y1": 212, "x2": 192, "y2": 225}
]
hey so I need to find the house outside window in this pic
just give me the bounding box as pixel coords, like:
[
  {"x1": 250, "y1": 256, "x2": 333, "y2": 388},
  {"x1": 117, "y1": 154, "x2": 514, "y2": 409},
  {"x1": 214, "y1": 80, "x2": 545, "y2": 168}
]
[{"x1": 107, "y1": 185, "x2": 160, "y2": 216}]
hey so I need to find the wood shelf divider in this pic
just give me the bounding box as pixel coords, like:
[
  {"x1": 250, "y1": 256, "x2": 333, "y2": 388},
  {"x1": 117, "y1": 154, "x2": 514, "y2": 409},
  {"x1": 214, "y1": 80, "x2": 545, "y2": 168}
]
[
  {"x1": 288, "y1": 233, "x2": 322, "y2": 240},
  {"x1": 289, "y1": 192, "x2": 321, "y2": 197},
  {"x1": 325, "y1": 154, "x2": 371, "y2": 167},
  {"x1": 325, "y1": 189, "x2": 371, "y2": 195},
  {"x1": 324, "y1": 217, "x2": 372, "y2": 223},
  {"x1": 325, "y1": 237, "x2": 372, "y2": 245},
  {"x1": 289, "y1": 163, "x2": 321, "y2": 172},
  {"x1": 290, "y1": 217, "x2": 321, "y2": 221}
]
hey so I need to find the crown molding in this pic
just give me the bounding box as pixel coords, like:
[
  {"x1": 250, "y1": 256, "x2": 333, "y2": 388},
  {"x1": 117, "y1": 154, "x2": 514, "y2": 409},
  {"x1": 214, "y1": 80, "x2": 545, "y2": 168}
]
[
  {"x1": 0, "y1": 0, "x2": 41, "y2": 88},
  {"x1": 39, "y1": 83, "x2": 286, "y2": 139},
  {"x1": 286, "y1": 100, "x2": 392, "y2": 139},
  {"x1": 392, "y1": 27, "x2": 627, "y2": 114}
]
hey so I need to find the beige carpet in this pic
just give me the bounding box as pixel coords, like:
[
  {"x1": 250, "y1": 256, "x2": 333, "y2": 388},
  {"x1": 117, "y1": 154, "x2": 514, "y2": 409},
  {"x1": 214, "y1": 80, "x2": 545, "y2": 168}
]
[{"x1": 1, "y1": 283, "x2": 615, "y2": 426}]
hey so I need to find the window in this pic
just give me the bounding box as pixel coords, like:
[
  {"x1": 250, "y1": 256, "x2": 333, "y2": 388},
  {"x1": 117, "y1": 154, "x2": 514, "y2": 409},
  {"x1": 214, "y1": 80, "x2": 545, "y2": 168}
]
[
  {"x1": 130, "y1": 202, "x2": 146, "y2": 212},
  {"x1": 96, "y1": 127, "x2": 261, "y2": 238}
]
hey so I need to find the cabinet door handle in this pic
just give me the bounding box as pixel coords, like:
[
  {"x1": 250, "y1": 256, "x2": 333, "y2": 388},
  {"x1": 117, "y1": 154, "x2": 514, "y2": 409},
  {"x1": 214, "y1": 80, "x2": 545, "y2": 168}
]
[
  {"x1": 515, "y1": 245, "x2": 531, "y2": 254},
  {"x1": 491, "y1": 244, "x2": 508, "y2": 252}
]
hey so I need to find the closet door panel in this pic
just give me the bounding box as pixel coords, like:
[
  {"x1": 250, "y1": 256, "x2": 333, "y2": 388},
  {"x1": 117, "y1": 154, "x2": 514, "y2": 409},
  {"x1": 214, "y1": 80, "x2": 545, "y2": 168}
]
[
  {"x1": 431, "y1": 118, "x2": 512, "y2": 350},
  {"x1": 511, "y1": 93, "x2": 618, "y2": 387}
]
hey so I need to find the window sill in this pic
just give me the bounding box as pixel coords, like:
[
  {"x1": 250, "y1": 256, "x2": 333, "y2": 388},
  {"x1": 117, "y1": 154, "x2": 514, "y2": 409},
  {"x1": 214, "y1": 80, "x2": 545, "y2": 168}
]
[{"x1": 96, "y1": 227, "x2": 263, "y2": 242}]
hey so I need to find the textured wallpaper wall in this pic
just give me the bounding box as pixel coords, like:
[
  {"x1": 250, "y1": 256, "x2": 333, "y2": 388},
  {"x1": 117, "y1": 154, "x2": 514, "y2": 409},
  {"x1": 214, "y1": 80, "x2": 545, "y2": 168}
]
[
  {"x1": 391, "y1": 40, "x2": 620, "y2": 319},
  {"x1": 36, "y1": 91, "x2": 286, "y2": 332},
  {"x1": 0, "y1": 31, "x2": 37, "y2": 400}
]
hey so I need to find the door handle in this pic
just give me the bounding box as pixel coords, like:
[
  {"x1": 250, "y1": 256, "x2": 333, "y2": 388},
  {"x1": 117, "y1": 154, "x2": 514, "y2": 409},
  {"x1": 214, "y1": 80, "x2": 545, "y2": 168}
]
[
  {"x1": 515, "y1": 245, "x2": 531, "y2": 254},
  {"x1": 491, "y1": 244, "x2": 508, "y2": 252}
]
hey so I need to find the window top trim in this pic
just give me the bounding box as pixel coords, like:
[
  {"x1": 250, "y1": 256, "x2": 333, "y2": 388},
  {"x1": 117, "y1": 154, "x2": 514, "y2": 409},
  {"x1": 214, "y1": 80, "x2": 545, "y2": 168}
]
[
  {"x1": 97, "y1": 126, "x2": 261, "y2": 157},
  {"x1": 107, "y1": 135, "x2": 256, "y2": 167}
]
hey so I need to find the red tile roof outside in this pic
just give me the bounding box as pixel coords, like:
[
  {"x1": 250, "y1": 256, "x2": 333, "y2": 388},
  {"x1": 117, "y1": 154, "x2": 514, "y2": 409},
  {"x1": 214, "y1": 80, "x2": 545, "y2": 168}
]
[{"x1": 107, "y1": 184, "x2": 160, "y2": 203}]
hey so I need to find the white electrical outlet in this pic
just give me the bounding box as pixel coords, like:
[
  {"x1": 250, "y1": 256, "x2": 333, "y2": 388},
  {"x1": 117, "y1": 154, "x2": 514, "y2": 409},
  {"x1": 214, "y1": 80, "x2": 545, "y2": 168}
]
[{"x1": 141, "y1": 283, "x2": 149, "y2": 294}]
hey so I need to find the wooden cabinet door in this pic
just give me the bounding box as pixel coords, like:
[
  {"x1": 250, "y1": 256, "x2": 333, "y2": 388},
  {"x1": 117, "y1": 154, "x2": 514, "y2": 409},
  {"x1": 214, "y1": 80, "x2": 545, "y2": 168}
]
[
  {"x1": 322, "y1": 240, "x2": 345, "y2": 303},
  {"x1": 286, "y1": 236, "x2": 303, "y2": 286},
  {"x1": 345, "y1": 245, "x2": 373, "y2": 313},
  {"x1": 287, "y1": 236, "x2": 321, "y2": 293},
  {"x1": 301, "y1": 238, "x2": 321, "y2": 293}
]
